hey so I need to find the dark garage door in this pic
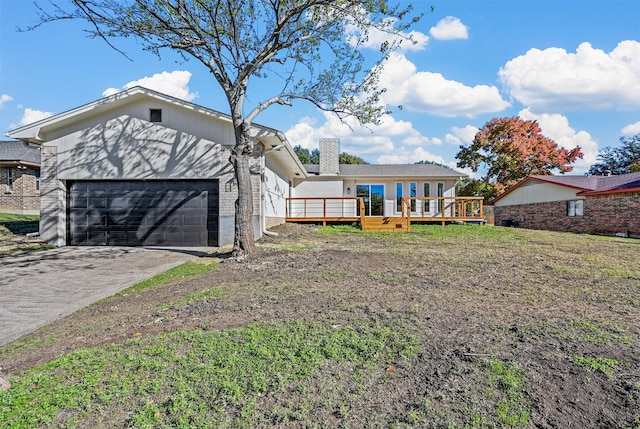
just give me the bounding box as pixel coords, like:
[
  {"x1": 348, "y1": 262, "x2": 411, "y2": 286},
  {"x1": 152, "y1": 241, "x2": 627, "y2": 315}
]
[{"x1": 68, "y1": 180, "x2": 219, "y2": 246}]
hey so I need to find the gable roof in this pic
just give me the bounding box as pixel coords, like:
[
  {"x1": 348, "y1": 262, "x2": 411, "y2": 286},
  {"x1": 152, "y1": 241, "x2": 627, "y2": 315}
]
[
  {"x1": 304, "y1": 163, "x2": 467, "y2": 178},
  {"x1": 492, "y1": 172, "x2": 640, "y2": 203},
  {"x1": 4, "y1": 86, "x2": 306, "y2": 177},
  {"x1": 5, "y1": 86, "x2": 278, "y2": 143},
  {"x1": 0, "y1": 140, "x2": 41, "y2": 166}
]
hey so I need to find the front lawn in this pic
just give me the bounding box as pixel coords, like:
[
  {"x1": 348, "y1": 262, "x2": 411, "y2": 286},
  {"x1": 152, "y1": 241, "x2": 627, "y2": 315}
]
[{"x1": 1, "y1": 224, "x2": 638, "y2": 428}]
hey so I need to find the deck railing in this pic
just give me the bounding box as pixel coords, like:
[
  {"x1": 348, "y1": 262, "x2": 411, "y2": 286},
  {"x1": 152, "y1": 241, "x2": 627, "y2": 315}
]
[
  {"x1": 408, "y1": 196, "x2": 484, "y2": 220},
  {"x1": 285, "y1": 197, "x2": 363, "y2": 225},
  {"x1": 286, "y1": 196, "x2": 485, "y2": 226}
]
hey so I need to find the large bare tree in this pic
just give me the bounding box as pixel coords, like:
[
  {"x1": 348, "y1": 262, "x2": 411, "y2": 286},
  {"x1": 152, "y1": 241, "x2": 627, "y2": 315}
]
[{"x1": 33, "y1": 0, "x2": 421, "y2": 256}]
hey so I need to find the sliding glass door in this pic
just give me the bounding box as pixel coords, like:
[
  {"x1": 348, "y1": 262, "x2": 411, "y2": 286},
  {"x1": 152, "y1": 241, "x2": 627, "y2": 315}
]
[{"x1": 356, "y1": 184, "x2": 384, "y2": 216}]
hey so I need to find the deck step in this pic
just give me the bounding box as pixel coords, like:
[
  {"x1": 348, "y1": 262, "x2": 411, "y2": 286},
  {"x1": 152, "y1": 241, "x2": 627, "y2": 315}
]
[{"x1": 360, "y1": 217, "x2": 410, "y2": 232}]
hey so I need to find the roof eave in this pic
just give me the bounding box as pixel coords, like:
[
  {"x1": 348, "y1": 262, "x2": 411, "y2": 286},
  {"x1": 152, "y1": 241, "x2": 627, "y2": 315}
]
[
  {"x1": 578, "y1": 186, "x2": 640, "y2": 196},
  {"x1": 261, "y1": 135, "x2": 308, "y2": 179},
  {"x1": 5, "y1": 86, "x2": 280, "y2": 144}
]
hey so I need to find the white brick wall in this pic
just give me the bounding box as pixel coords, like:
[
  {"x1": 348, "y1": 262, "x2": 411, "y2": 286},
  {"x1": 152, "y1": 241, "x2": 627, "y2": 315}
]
[{"x1": 319, "y1": 138, "x2": 340, "y2": 175}]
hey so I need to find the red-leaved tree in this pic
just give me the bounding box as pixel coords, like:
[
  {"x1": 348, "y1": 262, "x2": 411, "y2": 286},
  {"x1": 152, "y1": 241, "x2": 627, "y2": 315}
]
[{"x1": 456, "y1": 117, "x2": 583, "y2": 201}]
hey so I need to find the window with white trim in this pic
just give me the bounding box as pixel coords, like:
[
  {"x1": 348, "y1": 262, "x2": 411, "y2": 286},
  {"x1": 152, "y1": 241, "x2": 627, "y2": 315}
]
[
  {"x1": 396, "y1": 182, "x2": 403, "y2": 212},
  {"x1": 437, "y1": 182, "x2": 444, "y2": 212},
  {"x1": 423, "y1": 182, "x2": 431, "y2": 213},
  {"x1": 409, "y1": 182, "x2": 417, "y2": 212}
]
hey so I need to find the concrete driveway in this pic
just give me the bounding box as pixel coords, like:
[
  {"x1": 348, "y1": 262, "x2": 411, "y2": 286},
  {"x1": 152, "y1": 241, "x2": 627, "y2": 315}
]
[{"x1": 0, "y1": 247, "x2": 206, "y2": 346}]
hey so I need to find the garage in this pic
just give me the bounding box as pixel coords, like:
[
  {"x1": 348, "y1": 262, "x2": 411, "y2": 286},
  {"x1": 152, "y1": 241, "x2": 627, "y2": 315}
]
[{"x1": 68, "y1": 180, "x2": 219, "y2": 246}]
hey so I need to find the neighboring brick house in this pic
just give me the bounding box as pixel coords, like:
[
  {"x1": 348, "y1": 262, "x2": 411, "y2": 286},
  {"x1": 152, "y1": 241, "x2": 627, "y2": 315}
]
[
  {"x1": 491, "y1": 173, "x2": 640, "y2": 237},
  {"x1": 0, "y1": 141, "x2": 41, "y2": 214}
]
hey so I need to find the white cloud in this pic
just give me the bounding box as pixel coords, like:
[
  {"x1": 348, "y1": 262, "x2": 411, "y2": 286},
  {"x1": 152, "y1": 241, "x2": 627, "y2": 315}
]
[
  {"x1": 500, "y1": 41, "x2": 640, "y2": 111},
  {"x1": 344, "y1": 8, "x2": 429, "y2": 52},
  {"x1": 379, "y1": 53, "x2": 511, "y2": 117},
  {"x1": 444, "y1": 125, "x2": 479, "y2": 146},
  {"x1": 20, "y1": 108, "x2": 54, "y2": 126},
  {"x1": 402, "y1": 30, "x2": 430, "y2": 51},
  {"x1": 102, "y1": 70, "x2": 198, "y2": 101},
  {"x1": 377, "y1": 146, "x2": 450, "y2": 165},
  {"x1": 284, "y1": 116, "x2": 321, "y2": 150},
  {"x1": 519, "y1": 108, "x2": 599, "y2": 173},
  {"x1": 285, "y1": 110, "x2": 437, "y2": 161},
  {"x1": 429, "y1": 17, "x2": 469, "y2": 41},
  {"x1": 0, "y1": 94, "x2": 13, "y2": 108},
  {"x1": 350, "y1": 24, "x2": 429, "y2": 52},
  {"x1": 621, "y1": 121, "x2": 640, "y2": 136},
  {"x1": 284, "y1": 110, "x2": 481, "y2": 176}
]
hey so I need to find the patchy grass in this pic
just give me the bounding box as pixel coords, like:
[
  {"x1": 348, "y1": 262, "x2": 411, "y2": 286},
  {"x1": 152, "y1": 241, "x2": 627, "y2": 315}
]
[
  {"x1": 0, "y1": 321, "x2": 419, "y2": 428},
  {"x1": 485, "y1": 358, "x2": 530, "y2": 428},
  {"x1": 119, "y1": 259, "x2": 221, "y2": 296},
  {"x1": 571, "y1": 355, "x2": 621, "y2": 378},
  {"x1": 1, "y1": 223, "x2": 639, "y2": 428}
]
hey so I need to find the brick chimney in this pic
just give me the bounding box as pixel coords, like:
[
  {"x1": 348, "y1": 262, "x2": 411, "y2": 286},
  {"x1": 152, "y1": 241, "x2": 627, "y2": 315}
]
[{"x1": 319, "y1": 138, "x2": 340, "y2": 175}]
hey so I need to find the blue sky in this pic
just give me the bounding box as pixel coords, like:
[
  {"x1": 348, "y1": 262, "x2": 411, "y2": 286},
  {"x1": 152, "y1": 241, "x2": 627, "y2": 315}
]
[{"x1": 1, "y1": 0, "x2": 639, "y2": 175}]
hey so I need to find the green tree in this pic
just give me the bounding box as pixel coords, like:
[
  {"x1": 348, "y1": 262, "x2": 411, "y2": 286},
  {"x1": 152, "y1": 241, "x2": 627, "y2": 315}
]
[
  {"x1": 35, "y1": 0, "x2": 421, "y2": 256},
  {"x1": 456, "y1": 117, "x2": 583, "y2": 201},
  {"x1": 415, "y1": 160, "x2": 454, "y2": 169},
  {"x1": 588, "y1": 134, "x2": 640, "y2": 175},
  {"x1": 294, "y1": 146, "x2": 367, "y2": 164},
  {"x1": 339, "y1": 152, "x2": 368, "y2": 164},
  {"x1": 455, "y1": 178, "x2": 498, "y2": 200},
  {"x1": 293, "y1": 146, "x2": 319, "y2": 164}
]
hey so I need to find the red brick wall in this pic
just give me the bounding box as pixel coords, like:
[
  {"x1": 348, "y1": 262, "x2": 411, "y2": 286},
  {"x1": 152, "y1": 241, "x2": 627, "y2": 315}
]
[
  {"x1": 494, "y1": 192, "x2": 640, "y2": 237},
  {"x1": 0, "y1": 167, "x2": 40, "y2": 214}
]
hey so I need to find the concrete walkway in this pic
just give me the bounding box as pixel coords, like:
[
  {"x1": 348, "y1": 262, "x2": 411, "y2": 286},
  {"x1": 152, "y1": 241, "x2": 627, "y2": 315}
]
[{"x1": 0, "y1": 247, "x2": 207, "y2": 346}]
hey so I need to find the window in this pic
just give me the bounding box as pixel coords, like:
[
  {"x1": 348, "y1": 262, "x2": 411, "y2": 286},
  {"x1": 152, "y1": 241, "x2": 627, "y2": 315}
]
[
  {"x1": 6, "y1": 168, "x2": 13, "y2": 192},
  {"x1": 423, "y1": 182, "x2": 431, "y2": 213},
  {"x1": 149, "y1": 108, "x2": 162, "y2": 122},
  {"x1": 567, "y1": 200, "x2": 584, "y2": 216},
  {"x1": 35, "y1": 169, "x2": 41, "y2": 192},
  {"x1": 396, "y1": 182, "x2": 403, "y2": 212},
  {"x1": 437, "y1": 182, "x2": 444, "y2": 212},
  {"x1": 409, "y1": 182, "x2": 417, "y2": 212}
]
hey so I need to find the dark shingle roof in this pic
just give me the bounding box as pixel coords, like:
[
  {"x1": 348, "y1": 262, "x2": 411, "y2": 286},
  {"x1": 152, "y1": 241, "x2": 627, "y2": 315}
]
[
  {"x1": 0, "y1": 141, "x2": 41, "y2": 164},
  {"x1": 529, "y1": 173, "x2": 640, "y2": 192},
  {"x1": 492, "y1": 172, "x2": 640, "y2": 203},
  {"x1": 304, "y1": 163, "x2": 466, "y2": 178}
]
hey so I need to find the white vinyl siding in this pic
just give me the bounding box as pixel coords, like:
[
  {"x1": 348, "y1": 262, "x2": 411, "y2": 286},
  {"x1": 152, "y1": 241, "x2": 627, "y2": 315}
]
[
  {"x1": 494, "y1": 180, "x2": 582, "y2": 206},
  {"x1": 264, "y1": 166, "x2": 288, "y2": 219}
]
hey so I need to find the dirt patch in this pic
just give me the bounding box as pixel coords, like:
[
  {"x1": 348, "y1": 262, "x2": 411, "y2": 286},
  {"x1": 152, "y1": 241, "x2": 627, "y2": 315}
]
[{"x1": 1, "y1": 224, "x2": 639, "y2": 428}]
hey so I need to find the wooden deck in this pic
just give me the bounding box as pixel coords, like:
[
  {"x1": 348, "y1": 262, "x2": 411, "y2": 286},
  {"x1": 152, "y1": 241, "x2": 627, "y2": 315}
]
[{"x1": 286, "y1": 197, "x2": 486, "y2": 232}]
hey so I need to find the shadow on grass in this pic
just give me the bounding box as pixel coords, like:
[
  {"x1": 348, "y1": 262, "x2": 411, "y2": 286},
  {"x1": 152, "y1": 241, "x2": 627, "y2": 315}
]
[{"x1": 0, "y1": 221, "x2": 39, "y2": 235}]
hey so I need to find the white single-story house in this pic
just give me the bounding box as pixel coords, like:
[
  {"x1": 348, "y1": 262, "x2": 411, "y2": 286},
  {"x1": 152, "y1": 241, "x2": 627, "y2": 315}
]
[
  {"x1": 491, "y1": 173, "x2": 640, "y2": 237},
  {"x1": 6, "y1": 87, "x2": 469, "y2": 247},
  {"x1": 290, "y1": 138, "x2": 466, "y2": 220}
]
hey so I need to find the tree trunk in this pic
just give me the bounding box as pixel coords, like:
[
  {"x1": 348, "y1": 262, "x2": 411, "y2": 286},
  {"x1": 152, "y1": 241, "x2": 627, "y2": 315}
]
[{"x1": 230, "y1": 120, "x2": 256, "y2": 258}]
